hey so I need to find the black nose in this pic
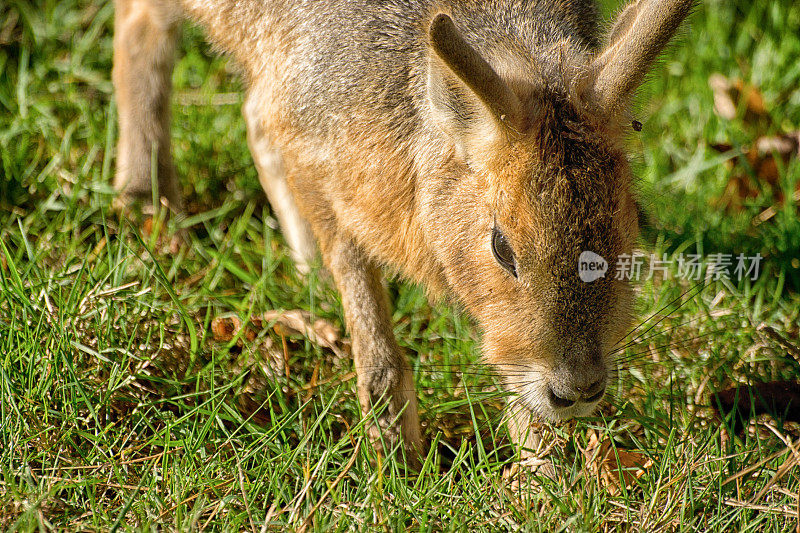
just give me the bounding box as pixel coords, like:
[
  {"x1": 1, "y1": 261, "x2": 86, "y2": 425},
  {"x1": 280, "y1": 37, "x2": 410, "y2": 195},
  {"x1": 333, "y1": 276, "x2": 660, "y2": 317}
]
[
  {"x1": 548, "y1": 378, "x2": 606, "y2": 409},
  {"x1": 548, "y1": 344, "x2": 608, "y2": 409},
  {"x1": 578, "y1": 379, "x2": 606, "y2": 402},
  {"x1": 548, "y1": 386, "x2": 577, "y2": 408}
]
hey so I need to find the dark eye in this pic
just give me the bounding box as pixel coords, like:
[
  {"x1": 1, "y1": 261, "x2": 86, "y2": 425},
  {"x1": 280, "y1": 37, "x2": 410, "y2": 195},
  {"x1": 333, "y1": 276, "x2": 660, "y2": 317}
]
[{"x1": 491, "y1": 226, "x2": 517, "y2": 278}]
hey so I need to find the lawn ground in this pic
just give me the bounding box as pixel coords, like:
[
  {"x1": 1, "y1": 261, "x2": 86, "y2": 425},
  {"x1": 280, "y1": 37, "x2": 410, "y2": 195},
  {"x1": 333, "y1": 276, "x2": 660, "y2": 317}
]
[{"x1": 1, "y1": 0, "x2": 800, "y2": 530}]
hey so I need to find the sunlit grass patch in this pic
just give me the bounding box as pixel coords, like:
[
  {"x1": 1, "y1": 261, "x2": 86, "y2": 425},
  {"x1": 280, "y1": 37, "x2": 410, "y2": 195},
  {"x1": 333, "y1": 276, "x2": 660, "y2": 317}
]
[{"x1": 2, "y1": 0, "x2": 800, "y2": 530}]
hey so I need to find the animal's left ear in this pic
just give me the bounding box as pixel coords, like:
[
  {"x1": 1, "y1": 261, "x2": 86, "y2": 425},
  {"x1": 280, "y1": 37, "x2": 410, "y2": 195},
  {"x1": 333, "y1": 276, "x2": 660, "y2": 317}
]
[
  {"x1": 588, "y1": 0, "x2": 694, "y2": 111},
  {"x1": 426, "y1": 14, "x2": 525, "y2": 157}
]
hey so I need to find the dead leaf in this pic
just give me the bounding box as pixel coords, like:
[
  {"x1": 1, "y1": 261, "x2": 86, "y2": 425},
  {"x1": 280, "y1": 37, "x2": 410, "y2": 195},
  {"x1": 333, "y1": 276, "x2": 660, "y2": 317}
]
[
  {"x1": 142, "y1": 216, "x2": 154, "y2": 237},
  {"x1": 211, "y1": 310, "x2": 350, "y2": 358},
  {"x1": 583, "y1": 429, "x2": 653, "y2": 495},
  {"x1": 710, "y1": 73, "x2": 737, "y2": 120},
  {"x1": 261, "y1": 310, "x2": 350, "y2": 358},
  {"x1": 302, "y1": 360, "x2": 321, "y2": 402},
  {"x1": 708, "y1": 74, "x2": 800, "y2": 214},
  {"x1": 709, "y1": 73, "x2": 769, "y2": 124},
  {"x1": 211, "y1": 316, "x2": 241, "y2": 342},
  {"x1": 711, "y1": 132, "x2": 800, "y2": 213},
  {"x1": 141, "y1": 215, "x2": 183, "y2": 254}
]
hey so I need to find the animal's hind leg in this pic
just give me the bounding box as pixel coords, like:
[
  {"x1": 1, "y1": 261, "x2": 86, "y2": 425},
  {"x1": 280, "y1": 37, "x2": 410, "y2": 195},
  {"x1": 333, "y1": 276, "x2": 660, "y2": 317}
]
[
  {"x1": 113, "y1": 0, "x2": 183, "y2": 210},
  {"x1": 243, "y1": 93, "x2": 317, "y2": 272}
]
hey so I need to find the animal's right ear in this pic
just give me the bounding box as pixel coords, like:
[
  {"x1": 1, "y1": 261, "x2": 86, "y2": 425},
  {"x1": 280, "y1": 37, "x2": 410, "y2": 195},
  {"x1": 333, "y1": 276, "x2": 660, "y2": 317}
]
[
  {"x1": 588, "y1": 0, "x2": 694, "y2": 111},
  {"x1": 426, "y1": 14, "x2": 524, "y2": 158},
  {"x1": 606, "y1": 0, "x2": 644, "y2": 48}
]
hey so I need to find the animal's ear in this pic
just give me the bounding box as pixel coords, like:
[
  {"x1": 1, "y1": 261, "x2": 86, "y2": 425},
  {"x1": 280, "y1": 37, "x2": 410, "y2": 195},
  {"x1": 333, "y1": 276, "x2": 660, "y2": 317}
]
[
  {"x1": 426, "y1": 14, "x2": 524, "y2": 156},
  {"x1": 606, "y1": 1, "x2": 643, "y2": 47},
  {"x1": 589, "y1": 0, "x2": 694, "y2": 110}
]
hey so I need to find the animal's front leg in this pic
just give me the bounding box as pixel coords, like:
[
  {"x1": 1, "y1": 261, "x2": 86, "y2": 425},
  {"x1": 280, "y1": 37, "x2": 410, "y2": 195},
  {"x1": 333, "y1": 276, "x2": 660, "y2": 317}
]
[
  {"x1": 323, "y1": 235, "x2": 422, "y2": 466},
  {"x1": 506, "y1": 401, "x2": 557, "y2": 480}
]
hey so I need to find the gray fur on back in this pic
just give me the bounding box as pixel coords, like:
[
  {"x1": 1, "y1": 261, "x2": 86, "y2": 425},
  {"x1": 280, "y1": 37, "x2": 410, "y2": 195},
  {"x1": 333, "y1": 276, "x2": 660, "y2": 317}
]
[{"x1": 280, "y1": 0, "x2": 601, "y2": 139}]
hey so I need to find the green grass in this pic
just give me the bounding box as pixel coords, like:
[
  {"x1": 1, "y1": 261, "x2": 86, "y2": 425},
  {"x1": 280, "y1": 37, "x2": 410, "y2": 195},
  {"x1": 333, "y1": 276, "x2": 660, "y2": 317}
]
[{"x1": 2, "y1": 0, "x2": 800, "y2": 530}]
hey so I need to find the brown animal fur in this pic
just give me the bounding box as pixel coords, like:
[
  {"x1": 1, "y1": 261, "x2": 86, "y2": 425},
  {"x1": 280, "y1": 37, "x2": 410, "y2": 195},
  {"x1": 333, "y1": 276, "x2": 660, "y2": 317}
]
[{"x1": 112, "y1": 0, "x2": 694, "y2": 465}]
